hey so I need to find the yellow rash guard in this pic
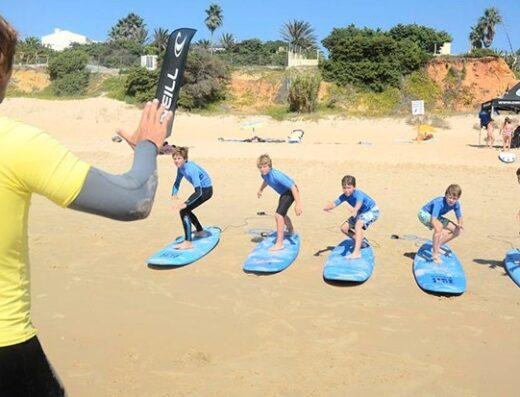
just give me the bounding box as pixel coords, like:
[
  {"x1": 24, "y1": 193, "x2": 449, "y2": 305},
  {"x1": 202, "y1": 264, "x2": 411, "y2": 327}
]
[{"x1": 0, "y1": 116, "x2": 89, "y2": 346}]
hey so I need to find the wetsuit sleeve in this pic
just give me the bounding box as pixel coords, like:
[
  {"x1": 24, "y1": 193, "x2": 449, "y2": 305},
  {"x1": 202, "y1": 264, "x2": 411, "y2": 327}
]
[
  {"x1": 68, "y1": 141, "x2": 159, "y2": 221},
  {"x1": 184, "y1": 166, "x2": 202, "y2": 206},
  {"x1": 333, "y1": 194, "x2": 345, "y2": 207},
  {"x1": 431, "y1": 199, "x2": 442, "y2": 218},
  {"x1": 171, "y1": 171, "x2": 183, "y2": 196},
  {"x1": 454, "y1": 202, "x2": 462, "y2": 218}
]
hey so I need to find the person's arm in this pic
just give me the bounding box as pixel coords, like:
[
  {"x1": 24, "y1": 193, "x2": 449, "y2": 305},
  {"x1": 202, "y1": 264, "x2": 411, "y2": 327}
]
[
  {"x1": 183, "y1": 166, "x2": 203, "y2": 207},
  {"x1": 171, "y1": 171, "x2": 183, "y2": 198},
  {"x1": 291, "y1": 184, "x2": 302, "y2": 216},
  {"x1": 454, "y1": 203, "x2": 463, "y2": 228},
  {"x1": 430, "y1": 200, "x2": 444, "y2": 232},
  {"x1": 69, "y1": 100, "x2": 173, "y2": 221},
  {"x1": 257, "y1": 181, "x2": 268, "y2": 198},
  {"x1": 324, "y1": 195, "x2": 342, "y2": 212},
  {"x1": 431, "y1": 217, "x2": 444, "y2": 233}
]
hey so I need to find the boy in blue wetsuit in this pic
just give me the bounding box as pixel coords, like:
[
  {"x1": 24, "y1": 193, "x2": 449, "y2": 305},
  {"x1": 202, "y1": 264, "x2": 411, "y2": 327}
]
[
  {"x1": 418, "y1": 184, "x2": 464, "y2": 264},
  {"x1": 324, "y1": 175, "x2": 380, "y2": 259},
  {"x1": 257, "y1": 154, "x2": 302, "y2": 251},
  {"x1": 171, "y1": 147, "x2": 213, "y2": 250}
]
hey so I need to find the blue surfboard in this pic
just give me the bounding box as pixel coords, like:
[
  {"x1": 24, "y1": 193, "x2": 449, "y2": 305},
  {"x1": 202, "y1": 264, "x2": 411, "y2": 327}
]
[
  {"x1": 243, "y1": 232, "x2": 300, "y2": 273},
  {"x1": 323, "y1": 238, "x2": 374, "y2": 282},
  {"x1": 413, "y1": 241, "x2": 466, "y2": 294},
  {"x1": 147, "y1": 226, "x2": 220, "y2": 266},
  {"x1": 504, "y1": 248, "x2": 520, "y2": 287}
]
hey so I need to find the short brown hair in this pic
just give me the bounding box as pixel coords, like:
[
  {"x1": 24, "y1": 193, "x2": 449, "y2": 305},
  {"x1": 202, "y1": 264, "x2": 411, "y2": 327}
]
[
  {"x1": 0, "y1": 16, "x2": 17, "y2": 73},
  {"x1": 341, "y1": 175, "x2": 356, "y2": 187},
  {"x1": 257, "y1": 154, "x2": 272, "y2": 168},
  {"x1": 172, "y1": 146, "x2": 188, "y2": 160},
  {"x1": 445, "y1": 184, "x2": 462, "y2": 198}
]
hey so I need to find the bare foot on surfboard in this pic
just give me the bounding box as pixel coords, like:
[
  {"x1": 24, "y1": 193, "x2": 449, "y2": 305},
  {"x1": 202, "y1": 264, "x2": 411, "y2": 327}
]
[
  {"x1": 345, "y1": 252, "x2": 361, "y2": 260},
  {"x1": 269, "y1": 244, "x2": 284, "y2": 252},
  {"x1": 174, "y1": 241, "x2": 193, "y2": 250},
  {"x1": 432, "y1": 254, "x2": 443, "y2": 265}
]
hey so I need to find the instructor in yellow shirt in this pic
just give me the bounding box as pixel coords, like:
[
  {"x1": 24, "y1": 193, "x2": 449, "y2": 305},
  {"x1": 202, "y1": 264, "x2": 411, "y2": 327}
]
[{"x1": 0, "y1": 16, "x2": 173, "y2": 396}]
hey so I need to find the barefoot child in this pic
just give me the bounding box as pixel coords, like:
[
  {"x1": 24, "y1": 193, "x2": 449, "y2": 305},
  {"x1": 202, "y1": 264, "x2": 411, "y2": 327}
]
[
  {"x1": 479, "y1": 109, "x2": 494, "y2": 148},
  {"x1": 256, "y1": 154, "x2": 302, "y2": 251},
  {"x1": 501, "y1": 117, "x2": 516, "y2": 152},
  {"x1": 323, "y1": 175, "x2": 379, "y2": 260},
  {"x1": 171, "y1": 147, "x2": 213, "y2": 250},
  {"x1": 418, "y1": 184, "x2": 463, "y2": 264}
]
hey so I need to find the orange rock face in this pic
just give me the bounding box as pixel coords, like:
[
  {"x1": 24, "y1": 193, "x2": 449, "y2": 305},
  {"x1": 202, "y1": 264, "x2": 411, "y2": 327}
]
[{"x1": 426, "y1": 57, "x2": 518, "y2": 111}]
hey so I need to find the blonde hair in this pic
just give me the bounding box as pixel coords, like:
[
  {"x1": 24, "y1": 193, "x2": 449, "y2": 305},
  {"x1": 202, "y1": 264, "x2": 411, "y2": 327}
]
[
  {"x1": 0, "y1": 16, "x2": 17, "y2": 73},
  {"x1": 257, "y1": 154, "x2": 272, "y2": 168},
  {"x1": 172, "y1": 146, "x2": 188, "y2": 160},
  {"x1": 445, "y1": 184, "x2": 462, "y2": 198}
]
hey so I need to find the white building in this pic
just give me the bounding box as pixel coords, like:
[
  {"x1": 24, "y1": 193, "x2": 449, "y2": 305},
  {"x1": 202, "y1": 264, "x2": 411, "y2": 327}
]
[{"x1": 41, "y1": 28, "x2": 92, "y2": 51}]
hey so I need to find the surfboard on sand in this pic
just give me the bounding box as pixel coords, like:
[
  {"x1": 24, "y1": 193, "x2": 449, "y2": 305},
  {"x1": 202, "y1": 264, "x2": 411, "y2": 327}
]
[
  {"x1": 504, "y1": 248, "x2": 520, "y2": 287},
  {"x1": 413, "y1": 241, "x2": 466, "y2": 294},
  {"x1": 243, "y1": 232, "x2": 300, "y2": 273},
  {"x1": 498, "y1": 151, "x2": 517, "y2": 163},
  {"x1": 147, "y1": 226, "x2": 220, "y2": 266},
  {"x1": 323, "y1": 238, "x2": 374, "y2": 282}
]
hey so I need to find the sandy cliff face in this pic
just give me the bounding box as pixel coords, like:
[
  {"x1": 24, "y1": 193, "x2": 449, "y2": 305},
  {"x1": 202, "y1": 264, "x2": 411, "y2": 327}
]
[
  {"x1": 11, "y1": 57, "x2": 518, "y2": 113},
  {"x1": 426, "y1": 57, "x2": 518, "y2": 111}
]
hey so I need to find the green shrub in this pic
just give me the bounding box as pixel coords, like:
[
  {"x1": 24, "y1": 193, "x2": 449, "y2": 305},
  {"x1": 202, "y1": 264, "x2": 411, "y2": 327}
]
[
  {"x1": 178, "y1": 48, "x2": 230, "y2": 109},
  {"x1": 48, "y1": 49, "x2": 89, "y2": 80},
  {"x1": 463, "y1": 48, "x2": 500, "y2": 58},
  {"x1": 401, "y1": 70, "x2": 441, "y2": 111},
  {"x1": 287, "y1": 71, "x2": 321, "y2": 113},
  {"x1": 47, "y1": 49, "x2": 90, "y2": 96},
  {"x1": 124, "y1": 67, "x2": 159, "y2": 103},
  {"x1": 51, "y1": 71, "x2": 90, "y2": 96}
]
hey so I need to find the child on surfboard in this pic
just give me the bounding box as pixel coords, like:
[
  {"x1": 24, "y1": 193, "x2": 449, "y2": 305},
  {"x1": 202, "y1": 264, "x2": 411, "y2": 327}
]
[
  {"x1": 256, "y1": 154, "x2": 302, "y2": 252},
  {"x1": 323, "y1": 175, "x2": 380, "y2": 260},
  {"x1": 171, "y1": 147, "x2": 213, "y2": 250},
  {"x1": 418, "y1": 184, "x2": 464, "y2": 264}
]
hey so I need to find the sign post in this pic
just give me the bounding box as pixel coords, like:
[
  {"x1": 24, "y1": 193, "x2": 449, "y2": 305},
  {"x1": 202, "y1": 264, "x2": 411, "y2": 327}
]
[{"x1": 411, "y1": 100, "x2": 425, "y2": 139}]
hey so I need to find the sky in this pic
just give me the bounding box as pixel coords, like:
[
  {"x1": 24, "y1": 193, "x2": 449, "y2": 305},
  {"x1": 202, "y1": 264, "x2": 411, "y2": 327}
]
[{"x1": 3, "y1": 0, "x2": 519, "y2": 54}]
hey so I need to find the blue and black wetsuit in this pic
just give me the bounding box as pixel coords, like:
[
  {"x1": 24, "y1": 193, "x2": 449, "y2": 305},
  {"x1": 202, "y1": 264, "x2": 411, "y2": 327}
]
[{"x1": 172, "y1": 161, "x2": 213, "y2": 241}]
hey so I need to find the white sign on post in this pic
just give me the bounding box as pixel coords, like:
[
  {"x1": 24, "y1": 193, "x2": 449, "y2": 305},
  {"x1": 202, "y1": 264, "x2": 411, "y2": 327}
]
[{"x1": 411, "y1": 100, "x2": 425, "y2": 115}]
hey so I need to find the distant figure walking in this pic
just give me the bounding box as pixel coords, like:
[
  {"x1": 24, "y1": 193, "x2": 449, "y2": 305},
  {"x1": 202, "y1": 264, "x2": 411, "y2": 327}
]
[{"x1": 479, "y1": 109, "x2": 494, "y2": 148}]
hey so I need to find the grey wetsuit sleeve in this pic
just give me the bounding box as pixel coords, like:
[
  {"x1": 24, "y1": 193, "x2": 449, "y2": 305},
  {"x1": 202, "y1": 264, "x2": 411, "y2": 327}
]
[{"x1": 69, "y1": 140, "x2": 159, "y2": 221}]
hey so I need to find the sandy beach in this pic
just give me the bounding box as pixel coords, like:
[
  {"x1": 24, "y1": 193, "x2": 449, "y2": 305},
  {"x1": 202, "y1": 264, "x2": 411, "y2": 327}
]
[{"x1": 2, "y1": 97, "x2": 519, "y2": 397}]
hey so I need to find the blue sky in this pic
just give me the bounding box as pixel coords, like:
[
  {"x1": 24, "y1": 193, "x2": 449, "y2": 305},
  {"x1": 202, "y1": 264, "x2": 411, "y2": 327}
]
[{"x1": 3, "y1": 0, "x2": 519, "y2": 54}]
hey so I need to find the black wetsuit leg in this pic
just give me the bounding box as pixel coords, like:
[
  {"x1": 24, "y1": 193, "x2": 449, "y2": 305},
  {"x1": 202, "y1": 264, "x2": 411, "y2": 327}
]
[{"x1": 179, "y1": 187, "x2": 213, "y2": 240}]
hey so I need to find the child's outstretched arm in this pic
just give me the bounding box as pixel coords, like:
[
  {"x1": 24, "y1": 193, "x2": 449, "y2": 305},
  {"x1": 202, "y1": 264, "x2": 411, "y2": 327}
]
[
  {"x1": 323, "y1": 202, "x2": 336, "y2": 212},
  {"x1": 257, "y1": 181, "x2": 268, "y2": 198},
  {"x1": 291, "y1": 185, "x2": 302, "y2": 216}
]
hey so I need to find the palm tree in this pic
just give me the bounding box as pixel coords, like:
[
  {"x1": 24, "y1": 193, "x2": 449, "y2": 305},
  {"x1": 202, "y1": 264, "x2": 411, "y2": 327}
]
[
  {"x1": 153, "y1": 28, "x2": 170, "y2": 54},
  {"x1": 109, "y1": 12, "x2": 147, "y2": 43},
  {"x1": 220, "y1": 32, "x2": 235, "y2": 50},
  {"x1": 280, "y1": 20, "x2": 317, "y2": 52},
  {"x1": 469, "y1": 24, "x2": 484, "y2": 49},
  {"x1": 204, "y1": 3, "x2": 224, "y2": 52},
  {"x1": 135, "y1": 28, "x2": 149, "y2": 46},
  {"x1": 481, "y1": 7, "x2": 502, "y2": 48},
  {"x1": 196, "y1": 39, "x2": 211, "y2": 50}
]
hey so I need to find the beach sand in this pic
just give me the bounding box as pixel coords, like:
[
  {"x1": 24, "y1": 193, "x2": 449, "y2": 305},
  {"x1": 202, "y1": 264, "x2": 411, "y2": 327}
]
[{"x1": 2, "y1": 97, "x2": 519, "y2": 397}]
